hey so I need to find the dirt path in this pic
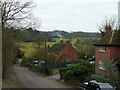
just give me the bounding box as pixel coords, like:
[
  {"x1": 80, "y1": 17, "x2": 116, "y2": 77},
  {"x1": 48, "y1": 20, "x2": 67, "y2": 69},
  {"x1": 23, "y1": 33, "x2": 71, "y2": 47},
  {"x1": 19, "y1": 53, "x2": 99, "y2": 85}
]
[{"x1": 14, "y1": 65, "x2": 71, "y2": 88}]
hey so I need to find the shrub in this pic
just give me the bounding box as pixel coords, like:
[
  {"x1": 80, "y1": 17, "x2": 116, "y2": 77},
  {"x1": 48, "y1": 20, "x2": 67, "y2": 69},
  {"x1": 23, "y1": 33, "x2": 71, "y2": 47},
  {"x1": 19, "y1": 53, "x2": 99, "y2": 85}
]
[
  {"x1": 93, "y1": 60, "x2": 119, "y2": 89},
  {"x1": 59, "y1": 65, "x2": 74, "y2": 79},
  {"x1": 40, "y1": 64, "x2": 52, "y2": 75},
  {"x1": 59, "y1": 61, "x2": 95, "y2": 83},
  {"x1": 20, "y1": 57, "x2": 31, "y2": 67}
]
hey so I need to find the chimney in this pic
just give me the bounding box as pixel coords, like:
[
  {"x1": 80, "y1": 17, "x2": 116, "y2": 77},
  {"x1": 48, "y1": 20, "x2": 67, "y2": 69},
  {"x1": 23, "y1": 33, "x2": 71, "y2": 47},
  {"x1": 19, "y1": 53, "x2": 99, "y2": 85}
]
[
  {"x1": 48, "y1": 45, "x2": 50, "y2": 48},
  {"x1": 105, "y1": 25, "x2": 112, "y2": 34},
  {"x1": 60, "y1": 40, "x2": 64, "y2": 43},
  {"x1": 66, "y1": 40, "x2": 70, "y2": 44}
]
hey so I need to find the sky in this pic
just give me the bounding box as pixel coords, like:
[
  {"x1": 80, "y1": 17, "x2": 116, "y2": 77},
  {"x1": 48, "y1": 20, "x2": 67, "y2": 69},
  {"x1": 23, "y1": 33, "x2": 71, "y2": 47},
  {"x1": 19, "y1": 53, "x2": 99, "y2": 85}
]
[{"x1": 31, "y1": 0, "x2": 119, "y2": 32}]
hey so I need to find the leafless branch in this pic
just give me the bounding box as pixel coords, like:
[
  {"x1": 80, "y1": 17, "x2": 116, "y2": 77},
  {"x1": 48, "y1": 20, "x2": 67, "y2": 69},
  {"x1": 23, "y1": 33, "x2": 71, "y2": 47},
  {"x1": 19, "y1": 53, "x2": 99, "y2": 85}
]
[
  {"x1": 98, "y1": 15, "x2": 117, "y2": 33},
  {"x1": 1, "y1": 0, "x2": 35, "y2": 29}
]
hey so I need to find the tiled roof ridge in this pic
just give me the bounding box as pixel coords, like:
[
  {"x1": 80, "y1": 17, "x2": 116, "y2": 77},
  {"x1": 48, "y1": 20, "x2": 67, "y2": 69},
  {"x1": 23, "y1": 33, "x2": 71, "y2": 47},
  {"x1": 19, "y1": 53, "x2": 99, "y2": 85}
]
[
  {"x1": 94, "y1": 30, "x2": 120, "y2": 46},
  {"x1": 48, "y1": 43, "x2": 68, "y2": 53},
  {"x1": 109, "y1": 31, "x2": 115, "y2": 44}
]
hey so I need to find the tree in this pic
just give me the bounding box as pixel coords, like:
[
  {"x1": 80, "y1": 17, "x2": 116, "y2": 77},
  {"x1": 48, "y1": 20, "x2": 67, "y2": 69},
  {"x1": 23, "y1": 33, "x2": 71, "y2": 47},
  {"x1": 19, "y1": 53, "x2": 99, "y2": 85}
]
[
  {"x1": 98, "y1": 15, "x2": 117, "y2": 37},
  {"x1": 74, "y1": 38, "x2": 96, "y2": 58},
  {"x1": 1, "y1": 0, "x2": 34, "y2": 80},
  {"x1": 1, "y1": 0, "x2": 34, "y2": 29},
  {"x1": 2, "y1": 28, "x2": 16, "y2": 79},
  {"x1": 32, "y1": 34, "x2": 46, "y2": 47},
  {"x1": 113, "y1": 57, "x2": 120, "y2": 88},
  {"x1": 93, "y1": 60, "x2": 119, "y2": 88},
  {"x1": 46, "y1": 53, "x2": 56, "y2": 63},
  {"x1": 113, "y1": 57, "x2": 120, "y2": 72}
]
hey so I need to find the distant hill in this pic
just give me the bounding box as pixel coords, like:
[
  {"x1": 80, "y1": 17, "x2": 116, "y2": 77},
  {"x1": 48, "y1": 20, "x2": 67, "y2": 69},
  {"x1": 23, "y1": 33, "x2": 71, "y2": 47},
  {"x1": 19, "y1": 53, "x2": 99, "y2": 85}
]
[
  {"x1": 49, "y1": 30, "x2": 100, "y2": 38},
  {"x1": 11, "y1": 28, "x2": 100, "y2": 42}
]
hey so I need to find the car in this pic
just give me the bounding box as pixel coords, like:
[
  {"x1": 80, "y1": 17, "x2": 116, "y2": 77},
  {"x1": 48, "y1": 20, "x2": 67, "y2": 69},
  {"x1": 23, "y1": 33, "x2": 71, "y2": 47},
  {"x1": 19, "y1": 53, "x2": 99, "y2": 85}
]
[
  {"x1": 78, "y1": 80, "x2": 115, "y2": 90},
  {"x1": 88, "y1": 80, "x2": 115, "y2": 90},
  {"x1": 65, "y1": 64, "x2": 74, "y2": 67},
  {"x1": 31, "y1": 60, "x2": 39, "y2": 66}
]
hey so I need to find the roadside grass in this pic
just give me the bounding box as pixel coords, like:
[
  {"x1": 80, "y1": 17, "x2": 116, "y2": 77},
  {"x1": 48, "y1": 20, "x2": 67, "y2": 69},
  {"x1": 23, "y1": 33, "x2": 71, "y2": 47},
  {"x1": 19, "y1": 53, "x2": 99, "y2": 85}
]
[
  {"x1": 52, "y1": 68, "x2": 60, "y2": 75},
  {"x1": 2, "y1": 73, "x2": 24, "y2": 88}
]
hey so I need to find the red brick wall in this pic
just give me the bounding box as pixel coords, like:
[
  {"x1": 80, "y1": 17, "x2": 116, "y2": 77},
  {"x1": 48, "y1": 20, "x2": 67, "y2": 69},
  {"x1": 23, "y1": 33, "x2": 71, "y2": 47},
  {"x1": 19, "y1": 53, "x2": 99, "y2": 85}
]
[
  {"x1": 110, "y1": 46, "x2": 120, "y2": 60},
  {"x1": 95, "y1": 46, "x2": 110, "y2": 69},
  {"x1": 57, "y1": 44, "x2": 78, "y2": 62},
  {"x1": 95, "y1": 46, "x2": 120, "y2": 70}
]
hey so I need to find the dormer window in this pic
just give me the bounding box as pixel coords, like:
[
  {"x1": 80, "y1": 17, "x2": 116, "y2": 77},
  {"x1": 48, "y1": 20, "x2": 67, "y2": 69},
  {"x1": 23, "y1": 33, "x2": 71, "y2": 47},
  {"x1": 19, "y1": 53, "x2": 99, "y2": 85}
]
[{"x1": 99, "y1": 46, "x2": 106, "y2": 52}]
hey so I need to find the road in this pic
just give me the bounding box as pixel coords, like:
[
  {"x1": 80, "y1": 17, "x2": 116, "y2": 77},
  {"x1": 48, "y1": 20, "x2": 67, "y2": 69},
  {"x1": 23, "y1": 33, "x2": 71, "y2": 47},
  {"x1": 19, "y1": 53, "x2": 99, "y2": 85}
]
[{"x1": 14, "y1": 65, "x2": 71, "y2": 88}]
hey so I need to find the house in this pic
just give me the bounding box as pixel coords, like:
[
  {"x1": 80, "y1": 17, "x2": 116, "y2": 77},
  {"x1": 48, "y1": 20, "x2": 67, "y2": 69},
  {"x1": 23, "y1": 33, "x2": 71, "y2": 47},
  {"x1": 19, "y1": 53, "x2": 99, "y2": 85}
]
[
  {"x1": 94, "y1": 25, "x2": 120, "y2": 70},
  {"x1": 48, "y1": 40, "x2": 79, "y2": 62}
]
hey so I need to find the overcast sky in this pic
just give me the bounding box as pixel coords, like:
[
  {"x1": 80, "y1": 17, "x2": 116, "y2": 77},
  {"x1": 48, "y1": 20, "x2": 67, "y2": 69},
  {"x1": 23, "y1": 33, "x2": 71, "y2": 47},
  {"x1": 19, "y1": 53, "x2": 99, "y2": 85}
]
[{"x1": 32, "y1": 0, "x2": 119, "y2": 32}]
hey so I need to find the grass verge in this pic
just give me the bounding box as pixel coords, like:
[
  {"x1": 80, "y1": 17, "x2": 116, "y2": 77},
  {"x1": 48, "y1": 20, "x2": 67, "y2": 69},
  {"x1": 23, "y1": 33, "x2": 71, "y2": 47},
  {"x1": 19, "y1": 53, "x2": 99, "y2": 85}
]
[{"x1": 2, "y1": 73, "x2": 24, "y2": 88}]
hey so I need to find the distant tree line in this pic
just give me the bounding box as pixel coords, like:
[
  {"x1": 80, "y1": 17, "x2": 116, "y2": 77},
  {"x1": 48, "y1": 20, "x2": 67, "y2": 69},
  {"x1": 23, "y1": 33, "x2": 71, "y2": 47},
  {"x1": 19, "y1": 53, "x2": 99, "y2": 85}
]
[{"x1": 10, "y1": 28, "x2": 100, "y2": 43}]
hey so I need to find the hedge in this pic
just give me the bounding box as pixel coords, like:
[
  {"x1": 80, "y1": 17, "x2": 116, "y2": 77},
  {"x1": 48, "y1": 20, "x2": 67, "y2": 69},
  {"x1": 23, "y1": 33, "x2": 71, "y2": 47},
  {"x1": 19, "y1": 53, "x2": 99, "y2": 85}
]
[{"x1": 59, "y1": 61, "x2": 95, "y2": 83}]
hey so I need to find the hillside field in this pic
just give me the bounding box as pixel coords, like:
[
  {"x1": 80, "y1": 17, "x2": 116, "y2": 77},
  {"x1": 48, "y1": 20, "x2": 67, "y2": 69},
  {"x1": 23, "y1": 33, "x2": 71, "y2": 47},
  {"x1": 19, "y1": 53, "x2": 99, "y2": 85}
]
[{"x1": 17, "y1": 37, "x2": 96, "y2": 59}]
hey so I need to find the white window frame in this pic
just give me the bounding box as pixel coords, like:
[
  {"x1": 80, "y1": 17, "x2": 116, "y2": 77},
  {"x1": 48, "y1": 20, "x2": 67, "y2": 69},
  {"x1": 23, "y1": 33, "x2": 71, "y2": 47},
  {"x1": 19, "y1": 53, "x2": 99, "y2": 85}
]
[
  {"x1": 99, "y1": 46, "x2": 106, "y2": 52},
  {"x1": 99, "y1": 60, "x2": 105, "y2": 70}
]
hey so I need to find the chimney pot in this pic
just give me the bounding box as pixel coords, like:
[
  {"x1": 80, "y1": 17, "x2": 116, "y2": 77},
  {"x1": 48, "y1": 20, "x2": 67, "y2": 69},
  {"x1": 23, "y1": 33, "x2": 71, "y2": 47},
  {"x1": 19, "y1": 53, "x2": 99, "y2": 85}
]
[
  {"x1": 66, "y1": 40, "x2": 70, "y2": 43},
  {"x1": 105, "y1": 25, "x2": 112, "y2": 34},
  {"x1": 48, "y1": 45, "x2": 50, "y2": 48},
  {"x1": 60, "y1": 40, "x2": 64, "y2": 43}
]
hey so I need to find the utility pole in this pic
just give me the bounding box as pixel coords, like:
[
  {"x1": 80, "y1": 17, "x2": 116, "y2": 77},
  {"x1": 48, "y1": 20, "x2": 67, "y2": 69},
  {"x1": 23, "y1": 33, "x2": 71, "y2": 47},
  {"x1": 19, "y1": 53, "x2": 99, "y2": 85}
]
[
  {"x1": 44, "y1": 34, "x2": 47, "y2": 75},
  {"x1": 45, "y1": 39, "x2": 47, "y2": 63}
]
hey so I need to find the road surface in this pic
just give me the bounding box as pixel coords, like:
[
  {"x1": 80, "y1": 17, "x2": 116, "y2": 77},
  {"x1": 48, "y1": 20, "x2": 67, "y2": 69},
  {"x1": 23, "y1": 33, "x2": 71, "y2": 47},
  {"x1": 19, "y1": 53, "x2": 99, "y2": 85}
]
[{"x1": 14, "y1": 65, "x2": 71, "y2": 88}]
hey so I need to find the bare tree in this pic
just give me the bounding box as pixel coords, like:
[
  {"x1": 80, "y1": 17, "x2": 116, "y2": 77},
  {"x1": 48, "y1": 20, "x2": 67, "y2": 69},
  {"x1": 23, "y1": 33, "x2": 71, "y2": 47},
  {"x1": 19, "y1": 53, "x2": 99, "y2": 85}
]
[
  {"x1": 97, "y1": 15, "x2": 117, "y2": 37},
  {"x1": 1, "y1": 0, "x2": 35, "y2": 81},
  {"x1": 1, "y1": 0, "x2": 35, "y2": 29},
  {"x1": 26, "y1": 17, "x2": 41, "y2": 30}
]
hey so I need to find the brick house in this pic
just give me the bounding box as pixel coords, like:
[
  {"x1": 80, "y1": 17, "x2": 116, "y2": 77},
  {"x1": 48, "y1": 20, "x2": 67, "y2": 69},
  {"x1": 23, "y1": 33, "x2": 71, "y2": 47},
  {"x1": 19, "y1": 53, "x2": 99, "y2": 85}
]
[
  {"x1": 48, "y1": 40, "x2": 79, "y2": 62},
  {"x1": 94, "y1": 25, "x2": 120, "y2": 70}
]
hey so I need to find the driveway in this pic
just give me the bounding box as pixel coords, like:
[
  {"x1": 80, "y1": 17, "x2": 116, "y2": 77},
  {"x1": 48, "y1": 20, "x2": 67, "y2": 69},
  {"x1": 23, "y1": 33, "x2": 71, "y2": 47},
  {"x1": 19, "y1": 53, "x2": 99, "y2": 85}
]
[{"x1": 14, "y1": 65, "x2": 71, "y2": 88}]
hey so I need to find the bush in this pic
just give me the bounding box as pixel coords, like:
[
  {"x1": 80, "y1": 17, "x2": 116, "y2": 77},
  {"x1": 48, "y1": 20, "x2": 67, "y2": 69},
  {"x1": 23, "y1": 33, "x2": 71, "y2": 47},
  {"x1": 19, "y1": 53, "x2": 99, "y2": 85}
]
[
  {"x1": 40, "y1": 64, "x2": 52, "y2": 75},
  {"x1": 59, "y1": 61, "x2": 95, "y2": 83},
  {"x1": 93, "y1": 60, "x2": 119, "y2": 89},
  {"x1": 113, "y1": 57, "x2": 120, "y2": 71},
  {"x1": 20, "y1": 57, "x2": 31, "y2": 67},
  {"x1": 59, "y1": 65, "x2": 74, "y2": 79}
]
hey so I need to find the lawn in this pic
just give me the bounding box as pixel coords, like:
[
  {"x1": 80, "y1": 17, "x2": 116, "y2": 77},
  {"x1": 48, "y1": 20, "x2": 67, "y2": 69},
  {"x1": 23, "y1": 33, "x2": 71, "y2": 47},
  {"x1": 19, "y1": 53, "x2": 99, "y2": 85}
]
[{"x1": 17, "y1": 42, "x2": 56, "y2": 58}]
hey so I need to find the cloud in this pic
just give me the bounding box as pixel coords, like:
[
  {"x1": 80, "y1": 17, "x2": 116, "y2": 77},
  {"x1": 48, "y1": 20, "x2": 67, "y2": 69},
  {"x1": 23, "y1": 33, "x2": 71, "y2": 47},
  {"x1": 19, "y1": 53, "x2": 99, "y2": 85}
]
[
  {"x1": 32, "y1": 0, "x2": 118, "y2": 32},
  {"x1": 34, "y1": 0, "x2": 119, "y2": 3}
]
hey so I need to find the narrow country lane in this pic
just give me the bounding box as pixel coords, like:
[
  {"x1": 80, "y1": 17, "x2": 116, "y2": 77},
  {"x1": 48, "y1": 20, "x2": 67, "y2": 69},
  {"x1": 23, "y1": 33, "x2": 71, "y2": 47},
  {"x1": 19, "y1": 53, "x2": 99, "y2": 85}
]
[{"x1": 13, "y1": 65, "x2": 71, "y2": 88}]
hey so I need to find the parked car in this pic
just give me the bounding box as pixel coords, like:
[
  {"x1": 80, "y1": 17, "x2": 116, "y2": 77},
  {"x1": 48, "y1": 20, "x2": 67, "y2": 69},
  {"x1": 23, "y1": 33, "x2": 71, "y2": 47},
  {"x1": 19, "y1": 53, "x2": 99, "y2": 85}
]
[
  {"x1": 65, "y1": 63, "x2": 74, "y2": 67},
  {"x1": 31, "y1": 60, "x2": 39, "y2": 66},
  {"x1": 78, "y1": 80, "x2": 115, "y2": 90}
]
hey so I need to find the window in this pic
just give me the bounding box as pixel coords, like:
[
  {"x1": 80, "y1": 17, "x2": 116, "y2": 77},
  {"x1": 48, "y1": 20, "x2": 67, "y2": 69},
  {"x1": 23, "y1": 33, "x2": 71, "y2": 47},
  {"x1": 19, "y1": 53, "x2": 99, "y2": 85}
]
[
  {"x1": 99, "y1": 46, "x2": 106, "y2": 52},
  {"x1": 99, "y1": 60, "x2": 105, "y2": 70}
]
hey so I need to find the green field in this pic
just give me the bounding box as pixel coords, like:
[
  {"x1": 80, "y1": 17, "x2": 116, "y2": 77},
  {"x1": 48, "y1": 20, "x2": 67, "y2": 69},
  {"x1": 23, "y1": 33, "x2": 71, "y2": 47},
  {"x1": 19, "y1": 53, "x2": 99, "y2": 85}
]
[
  {"x1": 17, "y1": 42, "x2": 56, "y2": 58},
  {"x1": 17, "y1": 37, "x2": 96, "y2": 58},
  {"x1": 52, "y1": 38, "x2": 77, "y2": 44}
]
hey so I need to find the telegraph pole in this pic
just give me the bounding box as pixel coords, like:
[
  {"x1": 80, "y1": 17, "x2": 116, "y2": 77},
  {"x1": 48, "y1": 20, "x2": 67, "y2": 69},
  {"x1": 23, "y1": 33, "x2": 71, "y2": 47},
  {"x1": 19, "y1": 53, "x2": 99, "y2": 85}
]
[{"x1": 44, "y1": 34, "x2": 47, "y2": 75}]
